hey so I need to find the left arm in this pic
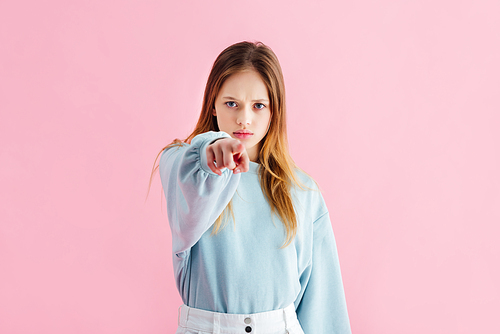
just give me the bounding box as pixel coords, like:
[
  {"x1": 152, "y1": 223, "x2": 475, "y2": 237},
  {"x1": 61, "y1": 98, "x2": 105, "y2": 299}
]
[{"x1": 295, "y1": 211, "x2": 352, "y2": 334}]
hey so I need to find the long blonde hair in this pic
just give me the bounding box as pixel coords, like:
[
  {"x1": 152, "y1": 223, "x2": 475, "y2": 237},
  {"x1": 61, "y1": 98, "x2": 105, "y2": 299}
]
[{"x1": 148, "y1": 41, "x2": 306, "y2": 247}]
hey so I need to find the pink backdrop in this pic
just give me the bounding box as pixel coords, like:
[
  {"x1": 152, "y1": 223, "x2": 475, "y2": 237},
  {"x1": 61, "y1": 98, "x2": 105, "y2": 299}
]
[{"x1": 1, "y1": 1, "x2": 499, "y2": 333}]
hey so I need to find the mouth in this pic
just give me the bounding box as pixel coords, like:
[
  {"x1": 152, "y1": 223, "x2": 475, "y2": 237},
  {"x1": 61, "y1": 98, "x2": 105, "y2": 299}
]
[
  {"x1": 233, "y1": 130, "x2": 253, "y2": 135},
  {"x1": 233, "y1": 130, "x2": 254, "y2": 139}
]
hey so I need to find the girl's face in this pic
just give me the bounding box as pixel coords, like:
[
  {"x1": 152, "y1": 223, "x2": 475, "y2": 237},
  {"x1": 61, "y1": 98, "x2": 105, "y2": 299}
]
[{"x1": 213, "y1": 70, "x2": 271, "y2": 162}]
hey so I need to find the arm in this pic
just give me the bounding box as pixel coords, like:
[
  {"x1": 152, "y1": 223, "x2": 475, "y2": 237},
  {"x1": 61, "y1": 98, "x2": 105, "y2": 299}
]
[
  {"x1": 158, "y1": 131, "x2": 242, "y2": 255},
  {"x1": 295, "y1": 211, "x2": 352, "y2": 334}
]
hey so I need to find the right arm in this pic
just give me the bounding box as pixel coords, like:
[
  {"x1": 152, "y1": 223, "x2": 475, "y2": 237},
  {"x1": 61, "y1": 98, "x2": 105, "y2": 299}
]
[{"x1": 158, "y1": 131, "x2": 248, "y2": 255}]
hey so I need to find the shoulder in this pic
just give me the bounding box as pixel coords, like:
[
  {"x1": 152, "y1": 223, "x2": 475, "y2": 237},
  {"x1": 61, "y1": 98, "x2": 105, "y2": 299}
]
[
  {"x1": 292, "y1": 167, "x2": 320, "y2": 191},
  {"x1": 290, "y1": 167, "x2": 329, "y2": 220}
]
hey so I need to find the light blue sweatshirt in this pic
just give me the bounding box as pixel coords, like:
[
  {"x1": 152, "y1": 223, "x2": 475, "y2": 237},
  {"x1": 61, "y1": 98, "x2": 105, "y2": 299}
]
[{"x1": 159, "y1": 131, "x2": 351, "y2": 333}]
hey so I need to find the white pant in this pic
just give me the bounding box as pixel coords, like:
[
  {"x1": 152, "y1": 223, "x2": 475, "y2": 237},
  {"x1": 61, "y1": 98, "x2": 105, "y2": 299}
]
[{"x1": 175, "y1": 303, "x2": 305, "y2": 334}]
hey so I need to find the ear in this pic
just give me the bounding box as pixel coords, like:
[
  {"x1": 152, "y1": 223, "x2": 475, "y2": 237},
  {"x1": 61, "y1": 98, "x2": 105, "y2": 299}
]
[{"x1": 212, "y1": 108, "x2": 217, "y2": 116}]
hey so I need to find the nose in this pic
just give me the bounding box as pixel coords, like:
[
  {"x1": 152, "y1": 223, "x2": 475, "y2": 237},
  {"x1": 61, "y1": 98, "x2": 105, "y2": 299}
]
[{"x1": 236, "y1": 105, "x2": 252, "y2": 126}]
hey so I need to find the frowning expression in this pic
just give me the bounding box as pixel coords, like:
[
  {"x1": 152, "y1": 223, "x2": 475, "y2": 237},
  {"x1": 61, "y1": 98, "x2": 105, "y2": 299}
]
[{"x1": 213, "y1": 70, "x2": 271, "y2": 162}]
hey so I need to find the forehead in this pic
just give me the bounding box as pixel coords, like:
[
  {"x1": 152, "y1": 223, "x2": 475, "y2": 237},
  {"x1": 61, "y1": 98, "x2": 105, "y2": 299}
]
[{"x1": 218, "y1": 70, "x2": 269, "y2": 99}]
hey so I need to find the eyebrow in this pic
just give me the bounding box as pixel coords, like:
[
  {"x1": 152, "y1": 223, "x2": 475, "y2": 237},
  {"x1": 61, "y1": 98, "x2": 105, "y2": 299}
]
[{"x1": 222, "y1": 96, "x2": 269, "y2": 102}]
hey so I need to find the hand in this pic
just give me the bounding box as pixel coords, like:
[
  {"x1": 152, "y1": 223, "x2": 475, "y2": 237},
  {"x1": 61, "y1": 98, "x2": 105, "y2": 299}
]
[{"x1": 206, "y1": 138, "x2": 250, "y2": 176}]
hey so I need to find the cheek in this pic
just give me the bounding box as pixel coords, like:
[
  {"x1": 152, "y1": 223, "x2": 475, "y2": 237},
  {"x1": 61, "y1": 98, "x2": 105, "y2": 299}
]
[
  {"x1": 263, "y1": 113, "x2": 272, "y2": 129},
  {"x1": 217, "y1": 113, "x2": 229, "y2": 125},
  {"x1": 215, "y1": 111, "x2": 233, "y2": 129}
]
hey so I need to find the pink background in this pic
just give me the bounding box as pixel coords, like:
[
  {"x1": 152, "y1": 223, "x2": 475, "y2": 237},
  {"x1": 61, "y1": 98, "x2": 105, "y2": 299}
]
[{"x1": 1, "y1": 1, "x2": 499, "y2": 333}]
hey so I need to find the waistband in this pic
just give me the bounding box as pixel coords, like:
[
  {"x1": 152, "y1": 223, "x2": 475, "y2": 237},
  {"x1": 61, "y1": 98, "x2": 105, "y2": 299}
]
[{"x1": 178, "y1": 303, "x2": 298, "y2": 334}]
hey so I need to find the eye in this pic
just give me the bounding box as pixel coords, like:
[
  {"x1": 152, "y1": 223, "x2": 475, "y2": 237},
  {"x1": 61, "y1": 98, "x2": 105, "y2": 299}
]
[
  {"x1": 254, "y1": 103, "x2": 266, "y2": 110},
  {"x1": 225, "y1": 101, "x2": 237, "y2": 108}
]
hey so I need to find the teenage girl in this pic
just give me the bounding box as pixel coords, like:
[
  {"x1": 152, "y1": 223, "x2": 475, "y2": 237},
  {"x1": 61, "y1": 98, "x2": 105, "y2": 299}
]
[{"x1": 149, "y1": 41, "x2": 351, "y2": 334}]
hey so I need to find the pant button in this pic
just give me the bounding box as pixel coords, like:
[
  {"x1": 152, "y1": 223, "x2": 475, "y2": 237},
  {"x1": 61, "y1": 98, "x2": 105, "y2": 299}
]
[
  {"x1": 245, "y1": 326, "x2": 252, "y2": 332},
  {"x1": 244, "y1": 317, "x2": 251, "y2": 324}
]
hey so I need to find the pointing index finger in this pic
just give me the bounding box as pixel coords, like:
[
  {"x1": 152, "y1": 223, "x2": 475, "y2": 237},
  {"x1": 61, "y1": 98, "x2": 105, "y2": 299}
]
[
  {"x1": 233, "y1": 150, "x2": 249, "y2": 173},
  {"x1": 231, "y1": 140, "x2": 245, "y2": 155}
]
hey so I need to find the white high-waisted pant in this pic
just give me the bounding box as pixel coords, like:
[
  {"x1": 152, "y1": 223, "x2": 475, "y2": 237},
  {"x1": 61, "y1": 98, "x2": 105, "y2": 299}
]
[{"x1": 175, "y1": 303, "x2": 305, "y2": 334}]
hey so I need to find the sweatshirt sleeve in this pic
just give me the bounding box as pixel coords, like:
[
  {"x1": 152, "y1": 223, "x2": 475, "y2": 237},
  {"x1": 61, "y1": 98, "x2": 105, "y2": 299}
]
[
  {"x1": 158, "y1": 131, "x2": 241, "y2": 256},
  {"x1": 295, "y1": 211, "x2": 352, "y2": 334}
]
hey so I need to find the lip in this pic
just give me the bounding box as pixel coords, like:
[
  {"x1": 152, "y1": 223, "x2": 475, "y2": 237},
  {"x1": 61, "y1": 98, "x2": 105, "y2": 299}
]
[{"x1": 233, "y1": 130, "x2": 253, "y2": 139}]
